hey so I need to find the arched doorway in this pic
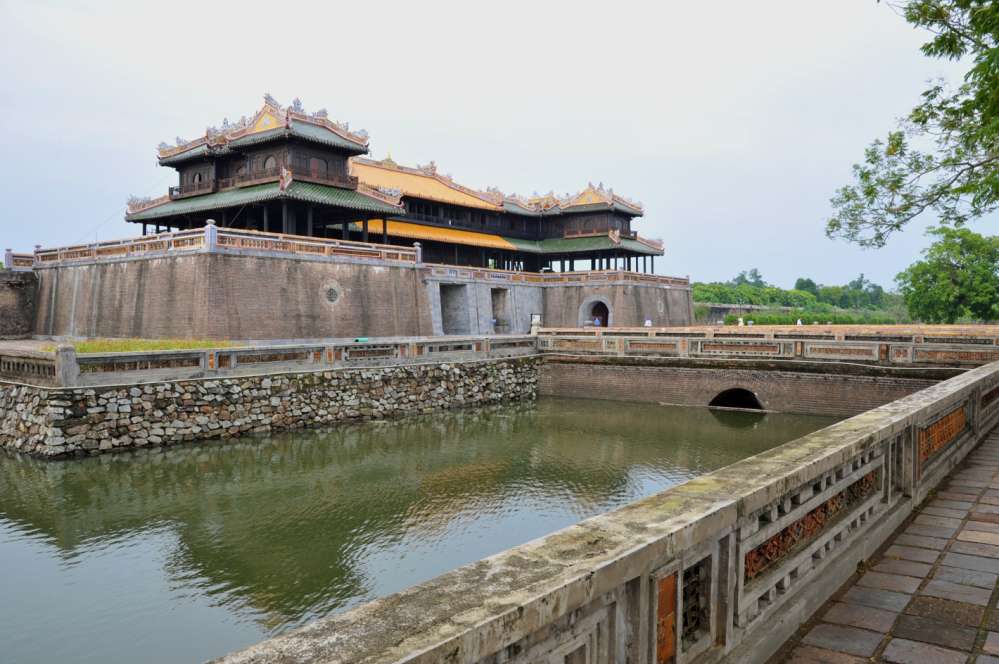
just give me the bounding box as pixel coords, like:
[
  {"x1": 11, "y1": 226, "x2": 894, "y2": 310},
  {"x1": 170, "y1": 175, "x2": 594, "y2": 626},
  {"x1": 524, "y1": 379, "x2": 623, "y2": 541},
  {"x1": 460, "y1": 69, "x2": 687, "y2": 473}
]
[
  {"x1": 708, "y1": 388, "x2": 764, "y2": 410},
  {"x1": 590, "y1": 301, "x2": 609, "y2": 327}
]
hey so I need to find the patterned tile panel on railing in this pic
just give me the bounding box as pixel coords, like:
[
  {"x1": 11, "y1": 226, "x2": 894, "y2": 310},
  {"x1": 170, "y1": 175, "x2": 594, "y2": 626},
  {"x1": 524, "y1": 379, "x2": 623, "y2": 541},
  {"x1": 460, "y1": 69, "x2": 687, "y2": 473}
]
[{"x1": 919, "y1": 404, "x2": 968, "y2": 464}]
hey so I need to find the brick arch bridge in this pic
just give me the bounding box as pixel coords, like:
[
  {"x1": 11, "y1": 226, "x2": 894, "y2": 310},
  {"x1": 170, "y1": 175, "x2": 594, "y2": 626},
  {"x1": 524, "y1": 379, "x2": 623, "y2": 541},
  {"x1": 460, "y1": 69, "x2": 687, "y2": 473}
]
[{"x1": 538, "y1": 362, "x2": 942, "y2": 418}]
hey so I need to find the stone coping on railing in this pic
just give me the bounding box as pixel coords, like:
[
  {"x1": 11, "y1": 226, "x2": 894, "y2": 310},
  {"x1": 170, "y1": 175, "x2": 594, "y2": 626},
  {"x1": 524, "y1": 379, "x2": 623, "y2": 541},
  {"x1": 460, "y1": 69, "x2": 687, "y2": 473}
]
[
  {"x1": 0, "y1": 336, "x2": 538, "y2": 388},
  {"x1": 537, "y1": 325, "x2": 999, "y2": 368},
  {"x1": 209, "y1": 358, "x2": 999, "y2": 664}
]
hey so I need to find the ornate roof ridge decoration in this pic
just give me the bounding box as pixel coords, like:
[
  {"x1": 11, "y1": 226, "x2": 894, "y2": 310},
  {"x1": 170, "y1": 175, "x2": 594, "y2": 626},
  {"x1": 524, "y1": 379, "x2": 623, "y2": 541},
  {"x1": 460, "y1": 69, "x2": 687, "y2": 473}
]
[
  {"x1": 356, "y1": 183, "x2": 404, "y2": 209},
  {"x1": 635, "y1": 235, "x2": 664, "y2": 251},
  {"x1": 156, "y1": 94, "x2": 370, "y2": 160},
  {"x1": 350, "y1": 157, "x2": 645, "y2": 215},
  {"x1": 351, "y1": 156, "x2": 504, "y2": 208},
  {"x1": 126, "y1": 194, "x2": 171, "y2": 215}
]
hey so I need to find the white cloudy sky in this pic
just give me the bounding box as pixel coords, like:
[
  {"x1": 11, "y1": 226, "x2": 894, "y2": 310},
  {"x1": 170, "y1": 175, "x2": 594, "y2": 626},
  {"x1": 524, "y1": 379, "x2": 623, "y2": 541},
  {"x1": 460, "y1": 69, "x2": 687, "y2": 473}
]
[{"x1": 0, "y1": 0, "x2": 983, "y2": 289}]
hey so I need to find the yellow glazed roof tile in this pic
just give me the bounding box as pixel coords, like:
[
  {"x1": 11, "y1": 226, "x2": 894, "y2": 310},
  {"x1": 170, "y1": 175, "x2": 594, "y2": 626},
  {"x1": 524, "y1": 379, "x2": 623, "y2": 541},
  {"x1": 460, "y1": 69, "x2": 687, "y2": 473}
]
[
  {"x1": 351, "y1": 161, "x2": 502, "y2": 211},
  {"x1": 367, "y1": 219, "x2": 517, "y2": 251}
]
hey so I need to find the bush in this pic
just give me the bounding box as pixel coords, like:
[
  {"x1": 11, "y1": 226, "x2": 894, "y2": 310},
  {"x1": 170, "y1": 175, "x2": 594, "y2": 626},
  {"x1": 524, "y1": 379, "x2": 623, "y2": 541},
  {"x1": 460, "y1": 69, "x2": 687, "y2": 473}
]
[
  {"x1": 800, "y1": 314, "x2": 814, "y2": 325},
  {"x1": 724, "y1": 313, "x2": 739, "y2": 325},
  {"x1": 834, "y1": 314, "x2": 855, "y2": 324}
]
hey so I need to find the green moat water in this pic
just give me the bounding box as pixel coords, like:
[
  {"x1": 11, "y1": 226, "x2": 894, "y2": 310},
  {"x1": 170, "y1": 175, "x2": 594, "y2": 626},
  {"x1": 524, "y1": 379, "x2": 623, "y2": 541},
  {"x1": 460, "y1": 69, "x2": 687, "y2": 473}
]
[{"x1": 0, "y1": 398, "x2": 839, "y2": 664}]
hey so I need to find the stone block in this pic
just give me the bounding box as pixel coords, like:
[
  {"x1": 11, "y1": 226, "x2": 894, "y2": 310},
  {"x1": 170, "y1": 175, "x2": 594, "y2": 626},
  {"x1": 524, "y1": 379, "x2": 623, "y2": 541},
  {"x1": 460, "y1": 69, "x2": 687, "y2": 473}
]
[
  {"x1": 895, "y1": 534, "x2": 950, "y2": 551},
  {"x1": 922, "y1": 580, "x2": 992, "y2": 606},
  {"x1": 892, "y1": 615, "x2": 976, "y2": 651},
  {"x1": 904, "y1": 596, "x2": 983, "y2": 627},
  {"x1": 882, "y1": 638, "x2": 967, "y2": 664},
  {"x1": 934, "y1": 566, "x2": 997, "y2": 589},
  {"x1": 885, "y1": 545, "x2": 940, "y2": 564},
  {"x1": 906, "y1": 525, "x2": 959, "y2": 539},
  {"x1": 822, "y1": 603, "x2": 897, "y2": 633},
  {"x1": 874, "y1": 560, "x2": 933, "y2": 578},
  {"x1": 787, "y1": 646, "x2": 867, "y2": 664},
  {"x1": 943, "y1": 551, "x2": 999, "y2": 574},
  {"x1": 843, "y1": 586, "x2": 911, "y2": 612},
  {"x1": 802, "y1": 625, "x2": 883, "y2": 657},
  {"x1": 857, "y1": 572, "x2": 921, "y2": 594}
]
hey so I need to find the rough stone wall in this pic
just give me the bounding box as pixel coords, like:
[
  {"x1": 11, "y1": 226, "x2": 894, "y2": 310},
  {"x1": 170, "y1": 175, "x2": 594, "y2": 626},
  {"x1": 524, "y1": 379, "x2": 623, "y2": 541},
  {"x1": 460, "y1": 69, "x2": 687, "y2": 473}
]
[
  {"x1": 33, "y1": 251, "x2": 434, "y2": 341},
  {"x1": 0, "y1": 271, "x2": 38, "y2": 339},
  {"x1": 1, "y1": 358, "x2": 538, "y2": 457},
  {"x1": 538, "y1": 358, "x2": 938, "y2": 417},
  {"x1": 541, "y1": 283, "x2": 693, "y2": 328}
]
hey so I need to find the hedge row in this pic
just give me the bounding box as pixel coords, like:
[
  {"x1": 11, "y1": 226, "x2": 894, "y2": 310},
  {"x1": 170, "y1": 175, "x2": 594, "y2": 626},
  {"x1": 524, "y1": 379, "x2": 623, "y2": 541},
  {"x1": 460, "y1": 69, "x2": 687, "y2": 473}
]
[{"x1": 722, "y1": 314, "x2": 907, "y2": 326}]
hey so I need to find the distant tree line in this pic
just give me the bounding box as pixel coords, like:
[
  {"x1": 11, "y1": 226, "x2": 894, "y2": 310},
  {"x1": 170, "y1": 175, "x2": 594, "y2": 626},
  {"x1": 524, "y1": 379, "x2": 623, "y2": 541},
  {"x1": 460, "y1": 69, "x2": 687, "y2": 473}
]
[{"x1": 692, "y1": 269, "x2": 890, "y2": 311}]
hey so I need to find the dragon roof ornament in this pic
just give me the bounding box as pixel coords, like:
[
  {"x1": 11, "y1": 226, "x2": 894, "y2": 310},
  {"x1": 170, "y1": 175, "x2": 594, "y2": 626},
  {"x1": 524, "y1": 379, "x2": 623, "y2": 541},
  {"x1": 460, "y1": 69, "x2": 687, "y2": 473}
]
[{"x1": 157, "y1": 94, "x2": 370, "y2": 159}]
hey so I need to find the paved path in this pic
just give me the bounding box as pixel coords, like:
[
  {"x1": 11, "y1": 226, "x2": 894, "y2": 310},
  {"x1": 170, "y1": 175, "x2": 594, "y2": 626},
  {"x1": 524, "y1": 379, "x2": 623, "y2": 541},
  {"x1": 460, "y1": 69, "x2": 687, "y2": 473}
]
[{"x1": 773, "y1": 432, "x2": 999, "y2": 664}]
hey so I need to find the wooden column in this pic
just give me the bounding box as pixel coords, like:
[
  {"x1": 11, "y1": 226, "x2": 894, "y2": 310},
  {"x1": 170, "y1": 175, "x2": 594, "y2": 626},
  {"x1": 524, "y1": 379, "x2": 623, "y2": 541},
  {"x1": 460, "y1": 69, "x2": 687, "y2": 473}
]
[
  {"x1": 382, "y1": 220, "x2": 388, "y2": 245},
  {"x1": 282, "y1": 200, "x2": 288, "y2": 234},
  {"x1": 221, "y1": 210, "x2": 227, "y2": 228},
  {"x1": 651, "y1": 256, "x2": 655, "y2": 273},
  {"x1": 142, "y1": 223, "x2": 147, "y2": 236},
  {"x1": 342, "y1": 211, "x2": 349, "y2": 240},
  {"x1": 363, "y1": 215, "x2": 369, "y2": 243},
  {"x1": 307, "y1": 206, "x2": 313, "y2": 237},
  {"x1": 263, "y1": 205, "x2": 269, "y2": 233}
]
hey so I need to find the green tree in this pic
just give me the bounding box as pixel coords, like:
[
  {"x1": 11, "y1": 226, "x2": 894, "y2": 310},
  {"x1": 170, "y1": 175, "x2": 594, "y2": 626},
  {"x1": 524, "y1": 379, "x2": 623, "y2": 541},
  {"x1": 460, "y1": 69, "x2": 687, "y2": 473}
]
[
  {"x1": 728, "y1": 268, "x2": 768, "y2": 289},
  {"x1": 827, "y1": 1, "x2": 999, "y2": 247},
  {"x1": 895, "y1": 226, "x2": 999, "y2": 322},
  {"x1": 794, "y1": 278, "x2": 820, "y2": 295}
]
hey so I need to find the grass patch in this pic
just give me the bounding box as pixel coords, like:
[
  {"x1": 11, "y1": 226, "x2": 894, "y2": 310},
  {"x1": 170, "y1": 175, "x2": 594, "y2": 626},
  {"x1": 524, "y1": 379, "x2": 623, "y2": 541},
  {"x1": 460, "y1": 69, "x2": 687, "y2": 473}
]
[{"x1": 45, "y1": 338, "x2": 240, "y2": 354}]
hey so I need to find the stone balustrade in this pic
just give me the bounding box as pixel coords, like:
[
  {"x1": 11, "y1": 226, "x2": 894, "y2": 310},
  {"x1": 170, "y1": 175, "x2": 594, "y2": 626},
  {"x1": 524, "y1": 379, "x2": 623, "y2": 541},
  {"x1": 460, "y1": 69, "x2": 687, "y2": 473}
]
[
  {"x1": 538, "y1": 325, "x2": 999, "y2": 367},
  {"x1": 0, "y1": 336, "x2": 537, "y2": 389}
]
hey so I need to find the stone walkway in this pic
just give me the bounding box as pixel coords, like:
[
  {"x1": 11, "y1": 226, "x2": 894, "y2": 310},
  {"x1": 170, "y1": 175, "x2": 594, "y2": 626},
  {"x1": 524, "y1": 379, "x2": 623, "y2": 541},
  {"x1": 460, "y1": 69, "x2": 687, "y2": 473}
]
[{"x1": 773, "y1": 432, "x2": 999, "y2": 664}]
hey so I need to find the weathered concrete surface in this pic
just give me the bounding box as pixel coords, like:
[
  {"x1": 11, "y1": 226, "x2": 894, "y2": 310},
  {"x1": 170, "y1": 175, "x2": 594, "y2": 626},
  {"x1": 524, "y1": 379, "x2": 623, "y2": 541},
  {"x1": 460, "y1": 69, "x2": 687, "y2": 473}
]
[
  {"x1": 207, "y1": 362, "x2": 999, "y2": 664},
  {"x1": 541, "y1": 282, "x2": 693, "y2": 329},
  {"x1": 0, "y1": 270, "x2": 37, "y2": 339}
]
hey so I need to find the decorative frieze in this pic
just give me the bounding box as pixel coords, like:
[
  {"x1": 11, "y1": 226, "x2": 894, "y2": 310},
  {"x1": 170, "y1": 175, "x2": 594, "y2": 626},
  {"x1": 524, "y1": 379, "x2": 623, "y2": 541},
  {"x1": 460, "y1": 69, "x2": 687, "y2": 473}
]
[{"x1": 920, "y1": 406, "x2": 967, "y2": 462}]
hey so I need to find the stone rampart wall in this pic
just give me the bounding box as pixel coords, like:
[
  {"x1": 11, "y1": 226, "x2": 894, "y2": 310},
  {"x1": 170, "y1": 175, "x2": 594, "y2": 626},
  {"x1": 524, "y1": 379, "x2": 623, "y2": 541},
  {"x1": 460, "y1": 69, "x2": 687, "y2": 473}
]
[
  {"x1": 0, "y1": 270, "x2": 37, "y2": 339},
  {"x1": 33, "y1": 250, "x2": 435, "y2": 341},
  {"x1": 541, "y1": 282, "x2": 693, "y2": 328},
  {"x1": 0, "y1": 358, "x2": 538, "y2": 457},
  {"x1": 539, "y1": 359, "x2": 939, "y2": 417}
]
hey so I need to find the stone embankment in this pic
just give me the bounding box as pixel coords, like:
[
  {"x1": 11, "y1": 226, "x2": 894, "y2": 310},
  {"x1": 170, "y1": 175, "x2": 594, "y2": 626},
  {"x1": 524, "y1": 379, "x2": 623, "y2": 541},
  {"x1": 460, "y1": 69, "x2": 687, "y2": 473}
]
[{"x1": 0, "y1": 359, "x2": 538, "y2": 457}]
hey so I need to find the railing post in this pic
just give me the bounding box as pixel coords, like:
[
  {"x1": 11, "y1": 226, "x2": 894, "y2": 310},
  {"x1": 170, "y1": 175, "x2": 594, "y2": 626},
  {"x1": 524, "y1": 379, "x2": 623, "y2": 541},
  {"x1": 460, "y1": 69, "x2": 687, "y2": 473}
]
[
  {"x1": 3, "y1": 249, "x2": 10, "y2": 269},
  {"x1": 205, "y1": 219, "x2": 217, "y2": 246},
  {"x1": 55, "y1": 344, "x2": 78, "y2": 388},
  {"x1": 414, "y1": 242, "x2": 422, "y2": 264}
]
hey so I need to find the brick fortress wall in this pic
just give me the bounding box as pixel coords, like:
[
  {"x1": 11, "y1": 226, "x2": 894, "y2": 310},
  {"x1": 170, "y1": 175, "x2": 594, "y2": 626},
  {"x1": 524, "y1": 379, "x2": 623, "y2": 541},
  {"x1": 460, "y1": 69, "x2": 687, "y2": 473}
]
[
  {"x1": 538, "y1": 357, "x2": 939, "y2": 417},
  {"x1": 33, "y1": 251, "x2": 434, "y2": 341},
  {"x1": 541, "y1": 282, "x2": 693, "y2": 328},
  {"x1": 1, "y1": 358, "x2": 538, "y2": 457},
  {"x1": 0, "y1": 271, "x2": 37, "y2": 339}
]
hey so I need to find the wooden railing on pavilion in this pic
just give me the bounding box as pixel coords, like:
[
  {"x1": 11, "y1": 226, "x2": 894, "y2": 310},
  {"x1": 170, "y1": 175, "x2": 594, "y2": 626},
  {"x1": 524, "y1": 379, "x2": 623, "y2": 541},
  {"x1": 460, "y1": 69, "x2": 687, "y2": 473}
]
[
  {"x1": 289, "y1": 165, "x2": 357, "y2": 189},
  {"x1": 217, "y1": 167, "x2": 357, "y2": 192},
  {"x1": 563, "y1": 228, "x2": 638, "y2": 239},
  {"x1": 168, "y1": 179, "x2": 216, "y2": 200}
]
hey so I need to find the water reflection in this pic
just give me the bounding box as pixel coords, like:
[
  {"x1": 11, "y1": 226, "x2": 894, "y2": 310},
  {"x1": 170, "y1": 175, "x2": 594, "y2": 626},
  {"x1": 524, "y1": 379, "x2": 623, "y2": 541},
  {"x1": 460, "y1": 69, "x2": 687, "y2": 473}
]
[{"x1": 0, "y1": 398, "x2": 839, "y2": 664}]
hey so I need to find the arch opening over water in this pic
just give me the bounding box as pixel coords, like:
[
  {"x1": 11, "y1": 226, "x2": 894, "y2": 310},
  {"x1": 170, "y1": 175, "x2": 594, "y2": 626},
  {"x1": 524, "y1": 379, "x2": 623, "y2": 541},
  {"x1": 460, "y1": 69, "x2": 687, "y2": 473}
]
[{"x1": 708, "y1": 388, "x2": 765, "y2": 411}]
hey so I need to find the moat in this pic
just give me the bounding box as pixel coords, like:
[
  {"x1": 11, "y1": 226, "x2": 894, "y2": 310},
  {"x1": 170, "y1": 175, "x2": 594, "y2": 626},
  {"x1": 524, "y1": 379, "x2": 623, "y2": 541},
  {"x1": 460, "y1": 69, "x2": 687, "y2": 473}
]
[{"x1": 0, "y1": 397, "x2": 839, "y2": 664}]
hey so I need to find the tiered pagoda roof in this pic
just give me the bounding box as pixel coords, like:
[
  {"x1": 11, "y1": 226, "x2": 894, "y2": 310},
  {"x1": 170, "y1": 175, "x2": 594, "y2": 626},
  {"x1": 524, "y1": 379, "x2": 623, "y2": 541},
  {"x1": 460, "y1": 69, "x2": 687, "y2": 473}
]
[
  {"x1": 157, "y1": 94, "x2": 371, "y2": 165},
  {"x1": 349, "y1": 157, "x2": 645, "y2": 218}
]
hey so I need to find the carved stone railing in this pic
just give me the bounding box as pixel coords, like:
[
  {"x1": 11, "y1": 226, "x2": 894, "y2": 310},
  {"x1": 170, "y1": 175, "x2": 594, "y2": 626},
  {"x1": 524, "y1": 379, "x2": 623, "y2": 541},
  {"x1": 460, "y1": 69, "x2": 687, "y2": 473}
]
[
  {"x1": 0, "y1": 336, "x2": 537, "y2": 388},
  {"x1": 27, "y1": 226, "x2": 421, "y2": 267},
  {"x1": 536, "y1": 325, "x2": 999, "y2": 367},
  {"x1": 208, "y1": 359, "x2": 999, "y2": 664}
]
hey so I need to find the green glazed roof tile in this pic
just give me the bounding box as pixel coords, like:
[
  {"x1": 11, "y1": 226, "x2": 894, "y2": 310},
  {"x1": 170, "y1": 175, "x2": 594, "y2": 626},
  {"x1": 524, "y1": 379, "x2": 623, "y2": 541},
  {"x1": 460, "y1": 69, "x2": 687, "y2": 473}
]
[
  {"x1": 499, "y1": 235, "x2": 662, "y2": 256},
  {"x1": 125, "y1": 182, "x2": 399, "y2": 221}
]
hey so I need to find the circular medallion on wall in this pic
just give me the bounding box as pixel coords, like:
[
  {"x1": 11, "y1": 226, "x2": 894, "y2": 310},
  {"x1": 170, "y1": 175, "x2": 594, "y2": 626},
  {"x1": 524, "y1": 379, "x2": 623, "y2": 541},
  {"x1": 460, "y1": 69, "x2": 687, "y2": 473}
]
[
  {"x1": 658, "y1": 300, "x2": 665, "y2": 314},
  {"x1": 323, "y1": 281, "x2": 344, "y2": 308}
]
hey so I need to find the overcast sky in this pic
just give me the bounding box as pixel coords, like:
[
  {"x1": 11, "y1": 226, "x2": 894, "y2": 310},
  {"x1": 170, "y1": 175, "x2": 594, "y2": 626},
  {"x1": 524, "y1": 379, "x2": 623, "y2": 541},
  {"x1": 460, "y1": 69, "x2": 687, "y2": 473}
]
[{"x1": 0, "y1": 0, "x2": 982, "y2": 289}]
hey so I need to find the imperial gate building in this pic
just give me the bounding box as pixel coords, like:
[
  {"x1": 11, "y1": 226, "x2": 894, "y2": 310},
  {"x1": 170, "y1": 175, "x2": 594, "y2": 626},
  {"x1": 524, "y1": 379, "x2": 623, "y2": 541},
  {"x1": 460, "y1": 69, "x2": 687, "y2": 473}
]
[{"x1": 4, "y1": 95, "x2": 692, "y2": 340}]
